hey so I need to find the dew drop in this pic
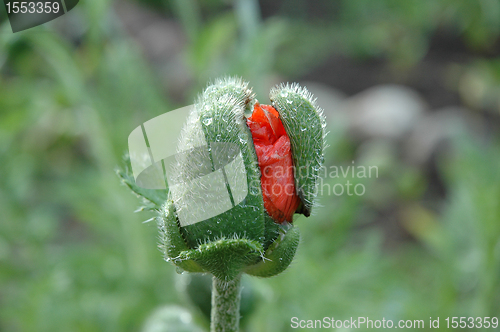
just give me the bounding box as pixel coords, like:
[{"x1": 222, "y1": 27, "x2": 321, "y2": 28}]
[
  {"x1": 286, "y1": 99, "x2": 293, "y2": 104},
  {"x1": 203, "y1": 118, "x2": 213, "y2": 126},
  {"x1": 249, "y1": 186, "x2": 259, "y2": 195},
  {"x1": 280, "y1": 91, "x2": 289, "y2": 98},
  {"x1": 238, "y1": 132, "x2": 247, "y2": 144}
]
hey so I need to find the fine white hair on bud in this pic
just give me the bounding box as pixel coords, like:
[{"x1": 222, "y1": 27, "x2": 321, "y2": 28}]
[
  {"x1": 269, "y1": 82, "x2": 326, "y2": 216},
  {"x1": 269, "y1": 82, "x2": 327, "y2": 151}
]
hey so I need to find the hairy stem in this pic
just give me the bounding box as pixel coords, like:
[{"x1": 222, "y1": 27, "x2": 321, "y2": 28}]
[{"x1": 211, "y1": 274, "x2": 241, "y2": 332}]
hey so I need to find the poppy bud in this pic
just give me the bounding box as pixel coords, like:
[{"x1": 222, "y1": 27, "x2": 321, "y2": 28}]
[{"x1": 121, "y1": 77, "x2": 325, "y2": 281}]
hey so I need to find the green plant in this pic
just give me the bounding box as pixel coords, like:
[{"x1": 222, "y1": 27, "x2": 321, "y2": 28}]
[{"x1": 119, "y1": 77, "x2": 325, "y2": 331}]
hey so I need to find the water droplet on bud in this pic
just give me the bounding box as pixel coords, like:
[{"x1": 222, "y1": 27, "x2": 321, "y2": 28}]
[
  {"x1": 249, "y1": 186, "x2": 259, "y2": 195},
  {"x1": 238, "y1": 132, "x2": 246, "y2": 144}
]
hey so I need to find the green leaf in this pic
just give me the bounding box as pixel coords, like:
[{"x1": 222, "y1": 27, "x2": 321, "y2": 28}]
[{"x1": 116, "y1": 160, "x2": 168, "y2": 210}]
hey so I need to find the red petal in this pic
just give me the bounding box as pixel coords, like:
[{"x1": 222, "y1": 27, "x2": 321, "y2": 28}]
[{"x1": 247, "y1": 103, "x2": 300, "y2": 223}]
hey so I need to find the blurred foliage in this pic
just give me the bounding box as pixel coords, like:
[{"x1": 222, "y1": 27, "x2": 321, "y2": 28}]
[
  {"x1": 1, "y1": 0, "x2": 500, "y2": 331},
  {"x1": 161, "y1": 0, "x2": 500, "y2": 76}
]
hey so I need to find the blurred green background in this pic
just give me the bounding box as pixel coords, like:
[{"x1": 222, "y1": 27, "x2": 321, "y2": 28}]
[{"x1": 1, "y1": 0, "x2": 500, "y2": 331}]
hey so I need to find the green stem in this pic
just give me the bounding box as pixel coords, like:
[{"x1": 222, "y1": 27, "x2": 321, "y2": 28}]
[{"x1": 211, "y1": 275, "x2": 241, "y2": 332}]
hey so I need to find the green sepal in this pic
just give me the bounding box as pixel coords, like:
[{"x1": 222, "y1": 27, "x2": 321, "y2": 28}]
[
  {"x1": 179, "y1": 238, "x2": 263, "y2": 281},
  {"x1": 262, "y1": 213, "x2": 280, "y2": 251},
  {"x1": 177, "y1": 77, "x2": 266, "y2": 247},
  {"x1": 158, "y1": 200, "x2": 204, "y2": 273},
  {"x1": 245, "y1": 225, "x2": 300, "y2": 278},
  {"x1": 270, "y1": 84, "x2": 326, "y2": 216}
]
